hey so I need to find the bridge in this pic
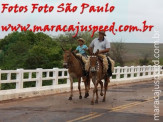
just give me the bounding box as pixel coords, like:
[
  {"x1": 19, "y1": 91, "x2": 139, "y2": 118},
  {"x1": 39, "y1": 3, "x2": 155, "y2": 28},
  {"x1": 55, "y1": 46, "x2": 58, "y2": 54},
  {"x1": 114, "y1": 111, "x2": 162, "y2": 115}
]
[{"x1": 0, "y1": 65, "x2": 163, "y2": 122}]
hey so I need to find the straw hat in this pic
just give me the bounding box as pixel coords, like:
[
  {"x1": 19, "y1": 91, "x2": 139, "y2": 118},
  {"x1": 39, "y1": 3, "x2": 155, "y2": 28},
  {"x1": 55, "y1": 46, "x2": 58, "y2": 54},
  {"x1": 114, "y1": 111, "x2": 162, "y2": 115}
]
[
  {"x1": 77, "y1": 38, "x2": 85, "y2": 43},
  {"x1": 99, "y1": 30, "x2": 106, "y2": 36}
]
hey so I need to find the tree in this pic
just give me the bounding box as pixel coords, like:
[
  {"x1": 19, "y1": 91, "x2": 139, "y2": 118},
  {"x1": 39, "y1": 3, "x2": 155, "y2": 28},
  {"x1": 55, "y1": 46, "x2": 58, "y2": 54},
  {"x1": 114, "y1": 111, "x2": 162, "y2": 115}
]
[
  {"x1": 0, "y1": 31, "x2": 63, "y2": 70},
  {"x1": 110, "y1": 39, "x2": 127, "y2": 66},
  {"x1": 139, "y1": 53, "x2": 150, "y2": 65},
  {"x1": 53, "y1": 31, "x2": 98, "y2": 51}
]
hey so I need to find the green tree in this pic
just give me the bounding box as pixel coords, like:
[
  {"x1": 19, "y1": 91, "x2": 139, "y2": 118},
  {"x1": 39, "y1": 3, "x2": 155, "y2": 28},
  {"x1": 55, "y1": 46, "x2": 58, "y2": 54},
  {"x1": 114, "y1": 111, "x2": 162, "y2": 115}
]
[{"x1": 0, "y1": 31, "x2": 63, "y2": 70}]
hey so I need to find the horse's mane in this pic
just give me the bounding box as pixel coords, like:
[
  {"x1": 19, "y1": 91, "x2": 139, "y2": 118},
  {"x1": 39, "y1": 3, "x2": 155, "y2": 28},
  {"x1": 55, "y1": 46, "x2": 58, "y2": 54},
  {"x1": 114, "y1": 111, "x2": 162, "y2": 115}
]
[{"x1": 71, "y1": 51, "x2": 85, "y2": 66}]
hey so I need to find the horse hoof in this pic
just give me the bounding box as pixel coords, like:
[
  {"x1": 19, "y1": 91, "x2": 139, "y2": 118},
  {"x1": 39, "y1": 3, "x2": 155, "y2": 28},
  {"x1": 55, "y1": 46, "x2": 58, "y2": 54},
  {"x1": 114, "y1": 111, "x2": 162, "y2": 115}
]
[
  {"x1": 95, "y1": 100, "x2": 98, "y2": 103},
  {"x1": 84, "y1": 93, "x2": 89, "y2": 98},
  {"x1": 87, "y1": 93, "x2": 89, "y2": 97},
  {"x1": 91, "y1": 101, "x2": 94, "y2": 105},
  {"x1": 100, "y1": 93, "x2": 103, "y2": 96},
  {"x1": 79, "y1": 96, "x2": 82, "y2": 99},
  {"x1": 102, "y1": 99, "x2": 105, "y2": 102},
  {"x1": 68, "y1": 97, "x2": 72, "y2": 100}
]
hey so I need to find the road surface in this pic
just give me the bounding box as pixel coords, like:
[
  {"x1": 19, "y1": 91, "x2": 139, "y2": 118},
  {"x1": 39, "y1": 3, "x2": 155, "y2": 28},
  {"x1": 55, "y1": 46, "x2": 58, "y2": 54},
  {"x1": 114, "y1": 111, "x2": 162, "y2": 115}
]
[{"x1": 0, "y1": 80, "x2": 163, "y2": 122}]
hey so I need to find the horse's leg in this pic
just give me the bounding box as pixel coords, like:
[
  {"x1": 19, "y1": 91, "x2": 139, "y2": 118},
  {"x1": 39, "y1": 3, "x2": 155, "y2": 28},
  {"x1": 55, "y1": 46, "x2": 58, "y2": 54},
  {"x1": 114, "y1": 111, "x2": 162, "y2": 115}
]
[
  {"x1": 91, "y1": 88, "x2": 96, "y2": 105},
  {"x1": 78, "y1": 78, "x2": 82, "y2": 99},
  {"x1": 84, "y1": 76, "x2": 90, "y2": 98},
  {"x1": 69, "y1": 76, "x2": 73, "y2": 100},
  {"x1": 99, "y1": 80, "x2": 104, "y2": 96},
  {"x1": 102, "y1": 77, "x2": 110, "y2": 102},
  {"x1": 91, "y1": 77, "x2": 96, "y2": 105},
  {"x1": 95, "y1": 82, "x2": 99, "y2": 103},
  {"x1": 84, "y1": 79, "x2": 89, "y2": 98}
]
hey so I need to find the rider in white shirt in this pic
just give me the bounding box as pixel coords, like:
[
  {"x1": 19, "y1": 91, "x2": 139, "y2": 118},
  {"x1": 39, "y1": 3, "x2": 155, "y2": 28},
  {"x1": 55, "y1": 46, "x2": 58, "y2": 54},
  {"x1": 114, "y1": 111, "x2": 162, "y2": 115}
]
[{"x1": 89, "y1": 30, "x2": 112, "y2": 77}]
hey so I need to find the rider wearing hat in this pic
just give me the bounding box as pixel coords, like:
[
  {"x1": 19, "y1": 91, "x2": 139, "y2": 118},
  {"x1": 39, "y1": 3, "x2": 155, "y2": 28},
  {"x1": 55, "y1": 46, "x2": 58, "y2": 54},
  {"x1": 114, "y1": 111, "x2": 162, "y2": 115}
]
[
  {"x1": 74, "y1": 38, "x2": 88, "y2": 57},
  {"x1": 89, "y1": 30, "x2": 112, "y2": 77},
  {"x1": 89, "y1": 30, "x2": 110, "y2": 54}
]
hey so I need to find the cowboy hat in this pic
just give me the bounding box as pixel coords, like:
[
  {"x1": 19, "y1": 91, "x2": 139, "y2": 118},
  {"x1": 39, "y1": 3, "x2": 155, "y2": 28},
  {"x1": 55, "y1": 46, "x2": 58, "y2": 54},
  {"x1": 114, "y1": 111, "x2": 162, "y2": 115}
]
[
  {"x1": 77, "y1": 38, "x2": 85, "y2": 43},
  {"x1": 99, "y1": 30, "x2": 106, "y2": 36}
]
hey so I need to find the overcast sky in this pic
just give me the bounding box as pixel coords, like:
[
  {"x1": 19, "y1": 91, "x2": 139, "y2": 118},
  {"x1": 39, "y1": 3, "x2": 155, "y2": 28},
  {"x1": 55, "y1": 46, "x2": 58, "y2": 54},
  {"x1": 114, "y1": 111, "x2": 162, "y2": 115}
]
[{"x1": 0, "y1": 0, "x2": 162, "y2": 43}]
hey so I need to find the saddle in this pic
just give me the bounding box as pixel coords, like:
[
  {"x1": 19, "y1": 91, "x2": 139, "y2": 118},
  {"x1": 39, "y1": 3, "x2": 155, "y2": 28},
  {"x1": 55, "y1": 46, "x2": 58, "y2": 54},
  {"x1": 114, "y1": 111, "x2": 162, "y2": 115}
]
[
  {"x1": 97, "y1": 54, "x2": 115, "y2": 74},
  {"x1": 97, "y1": 54, "x2": 109, "y2": 73},
  {"x1": 73, "y1": 53, "x2": 87, "y2": 75}
]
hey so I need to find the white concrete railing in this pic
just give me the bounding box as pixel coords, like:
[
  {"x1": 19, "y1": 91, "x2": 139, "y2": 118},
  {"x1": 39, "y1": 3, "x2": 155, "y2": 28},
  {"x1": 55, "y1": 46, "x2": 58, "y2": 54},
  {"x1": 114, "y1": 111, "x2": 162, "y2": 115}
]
[
  {"x1": 0, "y1": 65, "x2": 163, "y2": 90},
  {"x1": 0, "y1": 65, "x2": 163, "y2": 101},
  {"x1": 0, "y1": 68, "x2": 69, "y2": 90}
]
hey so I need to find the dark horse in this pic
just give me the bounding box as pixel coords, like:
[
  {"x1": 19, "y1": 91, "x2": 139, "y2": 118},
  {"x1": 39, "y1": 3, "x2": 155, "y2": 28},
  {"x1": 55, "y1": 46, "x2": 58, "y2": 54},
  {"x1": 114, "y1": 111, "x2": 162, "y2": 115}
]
[{"x1": 89, "y1": 50, "x2": 110, "y2": 105}]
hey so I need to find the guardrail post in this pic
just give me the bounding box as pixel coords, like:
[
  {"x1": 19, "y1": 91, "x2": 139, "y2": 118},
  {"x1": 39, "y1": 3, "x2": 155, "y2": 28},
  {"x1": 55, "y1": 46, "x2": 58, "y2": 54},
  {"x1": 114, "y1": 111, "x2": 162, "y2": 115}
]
[
  {"x1": 16, "y1": 69, "x2": 23, "y2": 89},
  {"x1": 151, "y1": 66, "x2": 154, "y2": 76},
  {"x1": 53, "y1": 68, "x2": 59, "y2": 85},
  {"x1": 67, "y1": 71, "x2": 70, "y2": 85},
  {"x1": 131, "y1": 66, "x2": 134, "y2": 78},
  {"x1": 116, "y1": 66, "x2": 120, "y2": 79},
  {"x1": 36, "y1": 68, "x2": 42, "y2": 88},
  {"x1": 143, "y1": 65, "x2": 146, "y2": 77},
  {"x1": 148, "y1": 65, "x2": 151, "y2": 77},
  {"x1": 153, "y1": 65, "x2": 160, "y2": 78},
  {"x1": 137, "y1": 66, "x2": 140, "y2": 77},
  {"x1": 124, "y1": 66, "x2": 127, "y2": 79}
]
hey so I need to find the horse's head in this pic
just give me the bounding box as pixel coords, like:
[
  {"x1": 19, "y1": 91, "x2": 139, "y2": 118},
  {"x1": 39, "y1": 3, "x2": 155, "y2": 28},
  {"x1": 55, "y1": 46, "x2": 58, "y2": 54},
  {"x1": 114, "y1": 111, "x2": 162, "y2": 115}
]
[
  {"x1": 61, "y1": 47, "x2": 72, "y2": 68},
  {"x1": 89, "y1": 49, "x2": 100, "y2": 73}
]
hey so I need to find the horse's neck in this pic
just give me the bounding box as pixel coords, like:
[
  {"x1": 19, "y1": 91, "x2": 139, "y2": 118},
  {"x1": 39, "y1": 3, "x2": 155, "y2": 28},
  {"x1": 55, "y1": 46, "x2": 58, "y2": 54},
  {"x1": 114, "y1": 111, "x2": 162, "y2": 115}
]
[
  {"x1": 68, "y1": 53, "x2": 83, "y2": 76},
  {"x1": 69, "y1": 53, "x2": 82, "y2": 68}
]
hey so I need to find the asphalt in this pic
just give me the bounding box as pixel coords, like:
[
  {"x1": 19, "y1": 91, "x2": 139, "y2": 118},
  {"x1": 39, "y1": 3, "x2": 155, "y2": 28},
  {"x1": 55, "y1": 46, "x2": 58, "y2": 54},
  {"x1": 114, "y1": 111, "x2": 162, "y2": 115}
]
[{"x1": 0, "y1": 80, "x2": 163, "y2": 122}]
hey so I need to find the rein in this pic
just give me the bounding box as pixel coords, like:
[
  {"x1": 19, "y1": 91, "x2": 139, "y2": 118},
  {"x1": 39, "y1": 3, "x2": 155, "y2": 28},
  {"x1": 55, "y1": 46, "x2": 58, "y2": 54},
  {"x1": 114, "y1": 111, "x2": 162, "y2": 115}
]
[{"x1": 90, "y1": 55, "x2": 103, "y2": 73}]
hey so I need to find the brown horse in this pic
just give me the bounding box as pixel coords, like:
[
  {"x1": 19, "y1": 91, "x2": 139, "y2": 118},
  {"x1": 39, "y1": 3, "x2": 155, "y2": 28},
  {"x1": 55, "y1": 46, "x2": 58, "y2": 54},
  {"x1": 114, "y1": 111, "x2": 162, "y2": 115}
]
[
  {"x1": 62, "y1": 48, "x2": 90, "y2": 100},
  {"x1": 89, "y1": 50, "x2": 110, "y2": 105}
]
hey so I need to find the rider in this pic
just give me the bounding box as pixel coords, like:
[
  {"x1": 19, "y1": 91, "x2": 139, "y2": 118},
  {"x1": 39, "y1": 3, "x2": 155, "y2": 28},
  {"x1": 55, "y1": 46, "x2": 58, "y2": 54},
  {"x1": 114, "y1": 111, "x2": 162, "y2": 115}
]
[
  {"x1": 74, "y1": 38, "x2": 88, "y2": 76},
  {"x1": 89, "y1": 30, "x2": 112, "y2": 77},
  {"x1": 74, "y1": 38, "x2": 88, "y2": 57}
]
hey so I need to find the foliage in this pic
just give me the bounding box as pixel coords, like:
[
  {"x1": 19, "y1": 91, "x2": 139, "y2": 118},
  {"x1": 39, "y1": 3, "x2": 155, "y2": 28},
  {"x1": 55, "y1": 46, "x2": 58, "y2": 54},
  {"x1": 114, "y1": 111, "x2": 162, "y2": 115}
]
[
  {"x1": 1, "y1": 31, "x2": 161, "y2": 89},
  {"x1": 0, "y1": 31, "x2": 63, "y2": 70},
  {"x1": 110, "y1": 39, "x2": 127, "y2": 66},
  {"x1": 0, "y1": 31, "x2": 98, "y2": 89},
  {"x1": 139, "y1": 53, "x2": 150, "y2": 65},
  {"x1": 53, "y1": 32, "x2": 98, "y2": 51}
]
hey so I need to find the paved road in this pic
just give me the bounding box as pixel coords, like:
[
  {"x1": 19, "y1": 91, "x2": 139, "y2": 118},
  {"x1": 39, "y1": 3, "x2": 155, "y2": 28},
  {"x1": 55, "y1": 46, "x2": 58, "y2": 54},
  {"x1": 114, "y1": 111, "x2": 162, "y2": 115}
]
[{"x1": 0, "y1": 80, "x2": 163, "y2": 122}]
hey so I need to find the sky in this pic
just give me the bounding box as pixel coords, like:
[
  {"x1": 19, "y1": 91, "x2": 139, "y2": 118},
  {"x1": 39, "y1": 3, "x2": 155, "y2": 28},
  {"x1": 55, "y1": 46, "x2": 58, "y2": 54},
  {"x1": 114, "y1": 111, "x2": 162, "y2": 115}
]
[{"x1": 0, "y1": 0, "x2": 162, "y2": 43}]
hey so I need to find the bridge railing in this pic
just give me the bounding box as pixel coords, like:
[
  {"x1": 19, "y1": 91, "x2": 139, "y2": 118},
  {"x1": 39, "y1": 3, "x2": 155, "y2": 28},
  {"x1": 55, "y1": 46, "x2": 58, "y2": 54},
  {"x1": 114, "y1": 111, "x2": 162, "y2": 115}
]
[{"x1": 0, "y1": 65, "x2": 163, "y2": 91}]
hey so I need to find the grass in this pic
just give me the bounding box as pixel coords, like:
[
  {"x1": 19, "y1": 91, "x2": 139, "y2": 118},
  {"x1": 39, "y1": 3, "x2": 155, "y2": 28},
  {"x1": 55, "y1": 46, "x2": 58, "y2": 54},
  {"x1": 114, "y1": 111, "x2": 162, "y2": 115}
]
[{"x1": 111, "y1": 43, "x2": 163, "y2": 65}]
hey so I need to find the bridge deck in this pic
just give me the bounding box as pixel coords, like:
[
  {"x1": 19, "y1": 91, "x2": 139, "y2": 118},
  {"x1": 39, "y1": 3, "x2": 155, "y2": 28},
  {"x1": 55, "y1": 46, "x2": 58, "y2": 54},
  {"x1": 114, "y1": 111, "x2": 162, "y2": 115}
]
[{"x1": 0, "y1": 80, "x2": 163, "y2": 122}]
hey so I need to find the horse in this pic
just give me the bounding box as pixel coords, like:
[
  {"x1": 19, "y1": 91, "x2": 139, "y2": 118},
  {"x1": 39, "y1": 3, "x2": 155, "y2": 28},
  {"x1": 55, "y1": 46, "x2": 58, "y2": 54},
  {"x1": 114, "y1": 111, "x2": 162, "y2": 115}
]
[
  {"x1": 89, "y1": 50, "x2": 110, "y2": 105},
  {"x1": 62, "y1": 47, "x2": 90, "y2": 100}
]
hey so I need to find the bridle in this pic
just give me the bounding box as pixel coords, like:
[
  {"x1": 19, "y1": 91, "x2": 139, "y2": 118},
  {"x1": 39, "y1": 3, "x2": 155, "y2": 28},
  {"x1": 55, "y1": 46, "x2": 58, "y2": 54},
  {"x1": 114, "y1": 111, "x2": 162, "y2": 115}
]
[
  {"x1": 90, "y1": 55, "x2": 100, "y2": 72},
  {"x1": 63, "y1": 52, "x2": 72, "y2": 68}
]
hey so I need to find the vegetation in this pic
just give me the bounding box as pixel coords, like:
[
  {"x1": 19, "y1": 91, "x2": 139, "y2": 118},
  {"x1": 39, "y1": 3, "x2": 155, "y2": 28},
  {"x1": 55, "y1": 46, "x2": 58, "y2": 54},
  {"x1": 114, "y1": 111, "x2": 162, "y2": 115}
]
[
  {"x1": 1, "y1": 31, "x2": 162, "y2": 70},
  {"x1": 110, "y1": 39, "x2": 127, "y2": 66},
  {"x1": 0, "y1": 31, "x2": 98, "y2": 89},
  {"x1": 0, "y1": 31, "x2": 63, "y2": 70},
  {"x1": 0, "y1": 31, "x2": 163, "y2": 89}
]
